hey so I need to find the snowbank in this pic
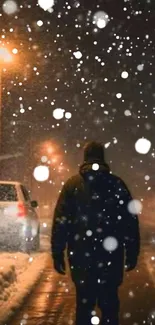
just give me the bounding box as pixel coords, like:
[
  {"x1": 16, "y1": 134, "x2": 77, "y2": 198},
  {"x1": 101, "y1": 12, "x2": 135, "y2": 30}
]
[{"x1": 0, "y1": 252, "x2": 48, "y2": 324}]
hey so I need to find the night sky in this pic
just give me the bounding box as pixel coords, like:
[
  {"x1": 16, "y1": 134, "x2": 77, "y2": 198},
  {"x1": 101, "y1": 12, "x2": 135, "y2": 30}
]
[{"x1": 0, "y1": 0, "x2": 155, "y2": 205}]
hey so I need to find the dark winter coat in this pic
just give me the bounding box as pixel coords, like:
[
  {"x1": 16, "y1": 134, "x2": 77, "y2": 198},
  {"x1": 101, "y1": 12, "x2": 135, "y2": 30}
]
[{"x1": 51, "y1": 162, "x2": 140, "y2": 285}]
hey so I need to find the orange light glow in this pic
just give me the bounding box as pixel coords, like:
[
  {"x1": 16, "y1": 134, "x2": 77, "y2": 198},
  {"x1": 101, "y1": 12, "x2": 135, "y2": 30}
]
[
  {"x1": 41, "y1": 141, "x2": 56, "y2": 154},
  {"x1": 0, "y1": 47, "x2": 13, "y2": 63},
  {"x1": 40, "y1": 141, "x2": 62, "y2": 166},
  {"x1": 47, "y1": 147, "x2": 53, "y2": 154},
  {"x1": 51, "y1": 157, "x2": 58, "y2": 163},
  {"x1": 58, "y1": 166, "x2": 64, "y2": 173}
]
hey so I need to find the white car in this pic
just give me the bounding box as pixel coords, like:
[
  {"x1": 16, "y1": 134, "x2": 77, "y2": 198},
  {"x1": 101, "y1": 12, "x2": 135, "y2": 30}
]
[{"x1": 0, "y1": 181, "x2": 40, "y2": 252}]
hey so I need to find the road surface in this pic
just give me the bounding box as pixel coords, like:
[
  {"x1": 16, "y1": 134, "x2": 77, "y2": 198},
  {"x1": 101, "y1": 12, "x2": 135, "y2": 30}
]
[{"x1": 8, "y1": 238, "x2": 155, "y2": 325}]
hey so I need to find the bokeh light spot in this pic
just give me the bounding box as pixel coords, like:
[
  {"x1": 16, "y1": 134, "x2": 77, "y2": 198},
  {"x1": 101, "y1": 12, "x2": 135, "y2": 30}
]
[
  {"x1": 103, "y1": 237, "x2": 118, "y2": 252},
  {"x1": 38, "y1": 0, "x2": 54, "y2": 11},
  {"x1": 93, "y1": 11, "x2": 109, "y2": 29},
  {"x1": 53, "y1": 108, "x2": 64, "y2": 120},
  {"x1": 127, "y1": 199, "x2": 143, "y2": 214},
  {"x1": 135, "y1": 138, "x2": 151, "y2": 154},
  {"x1": 33, "y1": 166, "x2": 49, "y2": 182},
  {"x1": 2, "y1": 0, "x2": 18, "y2": 15}
]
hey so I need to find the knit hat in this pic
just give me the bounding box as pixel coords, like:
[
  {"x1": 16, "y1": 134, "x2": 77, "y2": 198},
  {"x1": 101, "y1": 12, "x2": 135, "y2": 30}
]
[{"x1": 83, "y1": 141, "x2": 105, "y2": 163}]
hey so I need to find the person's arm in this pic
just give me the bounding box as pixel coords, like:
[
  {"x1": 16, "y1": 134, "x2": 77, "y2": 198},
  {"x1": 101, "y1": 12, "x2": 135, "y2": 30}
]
[
  {"x1": 51, "y1": 180, "x2": 72, "y2": 273},
  {"x1": 117, "y1": 179, "x2": 140, "y2": 270}
]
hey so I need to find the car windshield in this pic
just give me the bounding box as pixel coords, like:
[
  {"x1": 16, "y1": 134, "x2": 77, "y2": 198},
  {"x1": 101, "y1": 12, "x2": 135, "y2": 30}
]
[{"x1": 0, "y1": 184, "x2": 17, "y2": 201}]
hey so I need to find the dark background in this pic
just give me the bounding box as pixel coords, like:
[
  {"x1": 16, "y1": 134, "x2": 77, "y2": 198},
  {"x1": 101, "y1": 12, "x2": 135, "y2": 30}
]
[{"x1": 0, "y1": 0, "x2": 155, "y2": 209}]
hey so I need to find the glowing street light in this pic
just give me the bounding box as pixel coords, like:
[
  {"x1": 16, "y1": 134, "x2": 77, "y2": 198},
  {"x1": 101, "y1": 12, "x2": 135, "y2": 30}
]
[
  {"x1": 0, "y1": 47, "x2": 12, "y2": 63},
  {"x1": 47, "y1": 146, "x2": 53, "y2": 154}
]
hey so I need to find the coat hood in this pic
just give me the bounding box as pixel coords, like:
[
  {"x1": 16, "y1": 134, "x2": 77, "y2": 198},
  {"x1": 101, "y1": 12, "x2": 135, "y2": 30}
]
[{"x1": 79, "y1": 161, "x2": 110, "y2": 183}]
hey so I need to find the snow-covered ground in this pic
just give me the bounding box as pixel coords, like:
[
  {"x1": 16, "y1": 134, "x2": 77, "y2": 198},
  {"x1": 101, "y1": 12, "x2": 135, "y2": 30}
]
[
  {"x1": 0, "y1": 220, "x2": 51, "y2": 323},
  {"x1": 0, "y1": 251, "x2": 48, "y2": 324}
]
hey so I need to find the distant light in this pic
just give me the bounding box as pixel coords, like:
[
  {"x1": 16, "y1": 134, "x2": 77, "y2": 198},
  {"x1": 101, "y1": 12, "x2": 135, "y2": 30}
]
[
  {"x1": 33, "y1": 165, "x2": 49, "y2": 182},
  {"x1": 12, "y1": 48, "x2": 18, "y2": 54},
  {"x1": 121, "y1": 71, "x2": 129, "y2": 79},
  {"x1": 65, "y1": 112, "x2": 72, "y2": 119},
  {"x1": 38, "y1": 0, "x2": 54, "y2": 11},
  {"x1": 92, "y1": 163, "x2": 99, "y2": 171},
  {"x1": 116, "y1": 93, "x2": 122, "y2": 99},
  {"x1": 37, "y1": 20, "x2": 43, "y2": 27},
  {"x1": 43, "y1": 222, "x2": 47, "y2": 228},
  {"x1": 2, "y1": 0, "x2": 18, "y2": 15},
  {"x1": 73, "y1": 51, "x2": 82, "y2": 59},
  {"x1": 135, "y1": 138, "x2": 151, "y2": 154},
  {"x1": 28, "y1": 106, "x2": 32, "y2": 111},
  {"x1": 93, "y1": 11, "x2": 109, "y2": 29},
  {"x1": 53, "y1": 108, "x2": 64, "y2": 120}
]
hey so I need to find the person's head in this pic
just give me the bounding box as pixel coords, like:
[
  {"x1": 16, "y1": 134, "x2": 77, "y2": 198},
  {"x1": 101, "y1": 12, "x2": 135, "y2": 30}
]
[{"x1": 83, "y1": 141, "x2": 105, "y2": 164}]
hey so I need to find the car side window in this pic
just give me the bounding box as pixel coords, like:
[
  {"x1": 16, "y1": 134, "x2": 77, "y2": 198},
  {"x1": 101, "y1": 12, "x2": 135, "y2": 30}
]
[{"x1": 21, "y1": 185, "x2": 30, "y2": 202}]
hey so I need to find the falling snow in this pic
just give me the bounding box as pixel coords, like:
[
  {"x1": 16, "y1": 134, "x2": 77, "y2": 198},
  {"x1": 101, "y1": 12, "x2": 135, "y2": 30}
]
[
  {"x1": 135, "y1": 138, "x2": 151, "y2": 154},
  {"x1": 91, "y1": 316, "x2": 100, "y2": 325},
  {"x1": 38, "y1": 0, "x2": 54, "y2": 11},
  {"x1": 121, "y1": 71, "x2": 129, "y2": 79},
  {"x1": 53, "y1": 108, "x2": 64, "y2": 120},
  {"x1": 92, "y1": 163, "x2": 99, "y2": 171},
  {"x1": 116, "y1": 93, "x2": 122, "y2": 99},
  {"x1": 2, "y1": 0, "x2": 18, "y2": 15},
  {"x1": 73, "y1": 51, "x2": 83, "y2": 59},
  {"x1": 33, "y1": 165, "x2": 49, "y2": 182},
  {"x1": 103, "y1": 237, "x2": 118, "y2": 252},
  {"x1": 93, "y1": 11, "x2": 109, "y2": 29},
  {"x1": 0, "y1": 0, "x2": 155, "y2": 322},
  {"x1": 86, "y1": 230, "x2": 93, "y2": 237},
  {"x1": 127, "y1": 199, "x2": 143, "y2": 214}
]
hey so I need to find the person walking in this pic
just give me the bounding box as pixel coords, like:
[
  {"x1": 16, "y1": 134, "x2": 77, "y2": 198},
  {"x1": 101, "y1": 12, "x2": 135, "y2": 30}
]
[{"x1": 51, "y1": 141, "x2": 140, "y2": 325}]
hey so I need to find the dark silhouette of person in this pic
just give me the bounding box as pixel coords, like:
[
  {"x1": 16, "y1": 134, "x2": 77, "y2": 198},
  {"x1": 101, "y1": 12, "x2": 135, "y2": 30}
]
[{"x1": 51, "y1": 141, "x2": 140, "y2": 325}]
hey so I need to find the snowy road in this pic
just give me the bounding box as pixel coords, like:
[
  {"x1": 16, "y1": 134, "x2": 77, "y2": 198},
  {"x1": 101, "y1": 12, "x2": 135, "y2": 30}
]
[
  {"x1": 8, "y1": 241, "x2": 155, "y2": 325},
  {"x1": 40, "y1": 234, "x2": 51, "y2": 252},
  {"x1": 40, "y1": 218, "x2": 51, "y2": 252}
]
